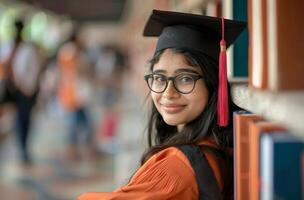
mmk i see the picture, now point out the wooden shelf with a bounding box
[231,83,304,139]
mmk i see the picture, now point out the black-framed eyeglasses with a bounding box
[144,73,203,94]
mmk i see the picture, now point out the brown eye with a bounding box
[153,74,166,83]
[177,74,193,84]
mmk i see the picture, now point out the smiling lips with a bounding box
[161,103,186,114]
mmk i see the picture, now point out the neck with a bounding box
[177,124,184,132]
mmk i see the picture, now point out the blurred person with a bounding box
[0,19,43,164]
[57,27,95,160]
[95,45,127,107]
[94,44,128,153]
[78,10,246,200]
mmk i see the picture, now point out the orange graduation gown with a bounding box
[78,140,224,200]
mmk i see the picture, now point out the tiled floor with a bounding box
[0,119,115,200]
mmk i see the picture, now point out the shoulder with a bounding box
[130,147,196,184]
[146,147,194,174]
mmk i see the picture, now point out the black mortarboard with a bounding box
[143,9,246,60]
[143,9,247,127]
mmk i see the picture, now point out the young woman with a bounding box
[78,10,246,200]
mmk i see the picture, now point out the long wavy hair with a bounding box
[141,47,241,198]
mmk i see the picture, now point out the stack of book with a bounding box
[234,111,304,200]
[233,0,304,199]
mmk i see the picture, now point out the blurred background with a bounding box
[2,0,302,199]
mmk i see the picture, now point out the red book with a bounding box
[233,111,263,200]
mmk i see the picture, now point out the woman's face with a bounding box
[151,49,209,129]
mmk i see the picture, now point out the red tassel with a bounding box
[217,17,229,127]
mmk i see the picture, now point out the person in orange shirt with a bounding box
[78,10,246,200]
[57,28,94,159]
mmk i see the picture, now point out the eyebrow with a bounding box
[153,67,200,74]
[175,68,200,74]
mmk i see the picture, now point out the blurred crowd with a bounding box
[0,1,153,198]
[0,18,130,166]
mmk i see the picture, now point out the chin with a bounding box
[163,117,184,126]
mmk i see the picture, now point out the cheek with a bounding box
[151,93,161,108]
[187,84,209,117]
[191,97,208,114]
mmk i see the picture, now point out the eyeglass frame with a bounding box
[144,73,203,94]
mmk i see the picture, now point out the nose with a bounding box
[162,80,179,98]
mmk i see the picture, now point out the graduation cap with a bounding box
[143,9,246,127]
